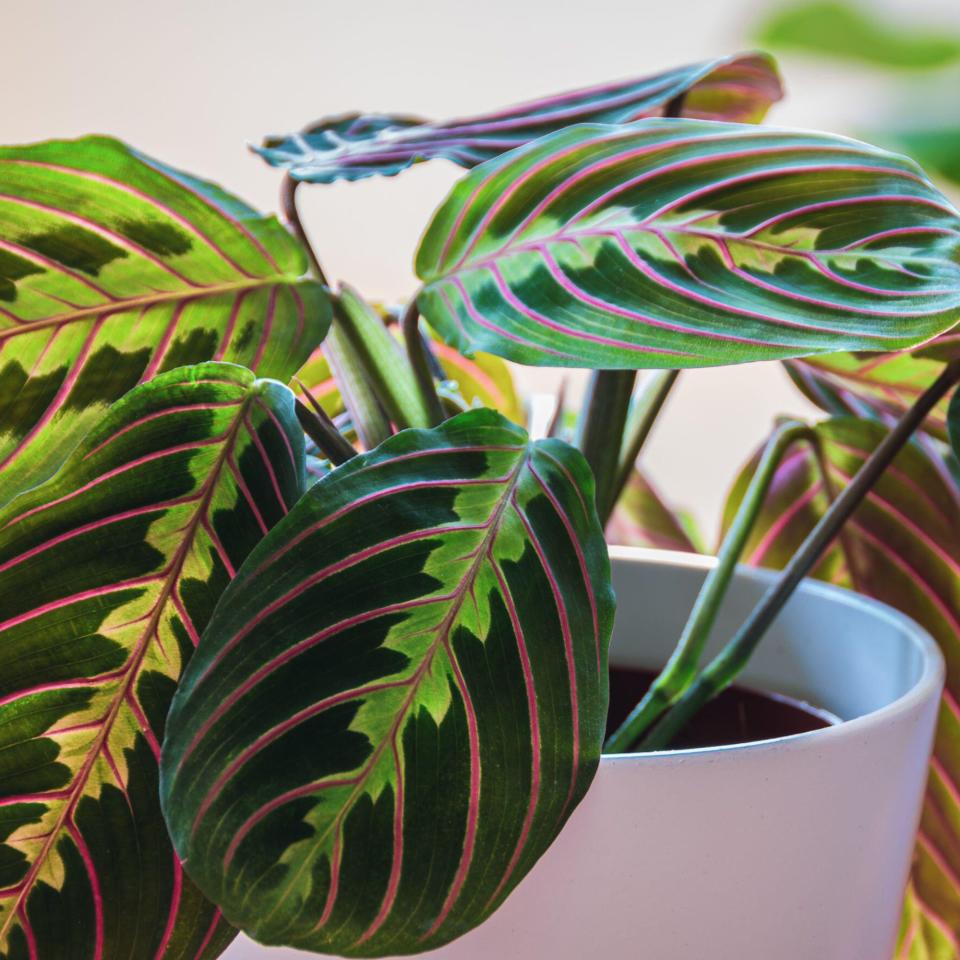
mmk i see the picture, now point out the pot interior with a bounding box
[608,547,938,727]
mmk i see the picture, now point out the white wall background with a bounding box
[6,0,958,539]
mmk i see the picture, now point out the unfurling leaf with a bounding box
[161,410,614,957]
[0,137,329,505]
[0,362,306,959]
[415,119,960,370]
[254,54,782,184]
[723,417,960,954]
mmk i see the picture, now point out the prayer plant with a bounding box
[0,50,958,959]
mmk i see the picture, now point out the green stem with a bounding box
[641,360,960,751]
[280,175,392,448]
[401,299,446,427]
[280,175,328,287]
[293,387,357,465]
[605,419,813,753]
[609,370,680,511]
[577,370,637,522]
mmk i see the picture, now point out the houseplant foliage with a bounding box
[0,51,958,960]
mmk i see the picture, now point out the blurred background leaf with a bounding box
[754,1,960,69]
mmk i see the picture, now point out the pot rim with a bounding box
[602,546,945,763]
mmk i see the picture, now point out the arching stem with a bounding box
[605,418,815,752]
[641,360,960,751]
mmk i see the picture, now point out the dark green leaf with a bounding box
[161,410,614,957]
[0,137,329,504]
[0,362,306,958]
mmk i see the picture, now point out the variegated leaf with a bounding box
[293,330,524,425]
[0,362,306,959]
[161,410,614,957]
[415,119,960,369]
[0,137,329,505]
[255,54,782,184]
[723,417,960,954]
[785,348,953,441]
[427,337,524,424]
[605,468,701,552]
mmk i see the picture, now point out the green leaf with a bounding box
[723,416,960,952]
[415,119,960,369]
[949,385,960,459]
[786,350,953,441]
[0,136,329,505]
[428,336,524,424]
[335,284,434,429]
[254,54,782,184]
[0,362,306,959]
[294,325,525,426]
[876,128,960,188]
[754,1,960,70]
[606,468,702,552]
[160,410,614,957]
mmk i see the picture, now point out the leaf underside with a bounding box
[0,362,306,959]
[254,53,782,184]
[786,349,952,441]
[415,118,960,369]
[161,410,614,957]
[724,417,960,956]
[0,136,329,505]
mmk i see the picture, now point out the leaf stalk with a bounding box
[640,360,960,751]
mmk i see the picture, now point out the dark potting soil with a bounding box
[605,665,839,751]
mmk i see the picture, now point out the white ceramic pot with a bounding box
[223,547,944,960]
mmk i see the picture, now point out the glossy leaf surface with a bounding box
[416,119,960,369]
[723,417,960,955]
[0,137,328,504]
[255,54,782,184]
[0,363,306,959]
[161,410,613,957]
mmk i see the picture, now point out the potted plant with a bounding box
[0,51,957,960]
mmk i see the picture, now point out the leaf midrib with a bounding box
[0,276,302,342]
[0,389,256,947]
[255,450,530,932]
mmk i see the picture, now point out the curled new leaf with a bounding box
[0,137,329,505]
[723,417,960,952]
[161,410,614,957]
[254,54,782,184]
[416,119,960,369]
[0,362,306,958]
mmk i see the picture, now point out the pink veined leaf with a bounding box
[785,342,955,442]
[160,409,614,957]
[0,136,328,507]
[723,416,960,954]
[254,53,783,184]
[0,362,307,959]
[415,119,960,370]
[606,468,702,553]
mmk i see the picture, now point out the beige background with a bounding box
[6,0,958,539]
